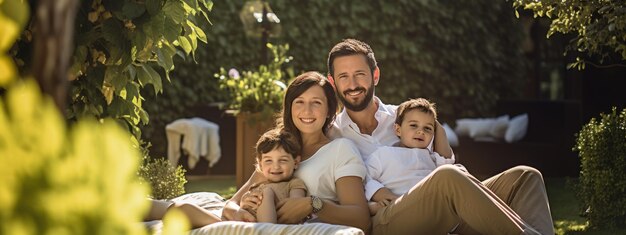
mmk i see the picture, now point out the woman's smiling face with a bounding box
[291,85,329,135]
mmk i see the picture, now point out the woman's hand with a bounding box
[276,197,311,224]
[240,188,263,212]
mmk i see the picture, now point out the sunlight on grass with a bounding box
[184,176,237,199]
[546,178,626,235]
[555,220,588,235]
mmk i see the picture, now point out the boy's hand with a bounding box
[240,188,263,211]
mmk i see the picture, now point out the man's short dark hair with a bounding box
[327,39,377,77]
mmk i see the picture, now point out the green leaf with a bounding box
[146,0,161,15]
[105,66,127,95]
[163,16,181,43]
[163,0,186,24]
[199,0,213,11]
[130,32,147,60]
[124,82,140,103]
[122,1,146,19]
[156,44,176,72]
[138,108,149,125]
[182,0,198,9]
[102,18,125,47]
[178,36,192,55]
[137,64,163,94]
[146,13,165,38]
[136,65,150,87]
[187,21,207,43]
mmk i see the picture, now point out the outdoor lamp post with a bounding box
[239,0,281,64]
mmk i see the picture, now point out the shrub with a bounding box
[214,43,292,119]
[0,80,150,235]
[139,157,187,200]
[574,107,626,228]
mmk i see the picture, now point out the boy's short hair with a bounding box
[395,98,437,125]
[255,128,301,160]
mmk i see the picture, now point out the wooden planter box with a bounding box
[235,112,274,188]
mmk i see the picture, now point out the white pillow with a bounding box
[489,115,509,139]
[505,113,529,143]
[442,123,459,147]
[454,118,473,137]
[469,119,495,139]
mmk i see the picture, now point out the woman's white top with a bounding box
[294,138,367,202]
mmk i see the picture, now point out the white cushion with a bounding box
[505,114,529,143]
[468,119,495,139]
[442,123,459,147]
[489,115,509,139]
[454,118,473,137]
[191,221,364,235]
[165,192,364,235]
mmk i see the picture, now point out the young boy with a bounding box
[366,98,455,215]
[247,128,308,223]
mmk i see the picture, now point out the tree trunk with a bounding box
[32,0,80,113]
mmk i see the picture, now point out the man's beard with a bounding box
[337,84,375,112]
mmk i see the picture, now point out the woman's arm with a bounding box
[277,176,371,232]
[222,171,264,222]
[433,120,453,158]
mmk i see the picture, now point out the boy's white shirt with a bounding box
[364,146,455,200]
[329,97,434,158]
[330,96,450,200]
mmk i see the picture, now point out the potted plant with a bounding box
[215,44,292,187]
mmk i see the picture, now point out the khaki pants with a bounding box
[372,165,554,235]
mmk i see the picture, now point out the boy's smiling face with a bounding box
[395,109,435,149]
[258,146,300,183]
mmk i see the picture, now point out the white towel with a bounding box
[166,118,221,169]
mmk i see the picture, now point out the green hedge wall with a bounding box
[143,0,529,149]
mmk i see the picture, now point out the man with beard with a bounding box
[327,39,453,159]
[326,39,554,235]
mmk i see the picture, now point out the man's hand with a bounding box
[276,197,311,224]
[240,188,263,211]
[368,200,391,216]
[371,187,399,203]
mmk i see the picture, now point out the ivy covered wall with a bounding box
[144,0,530,156]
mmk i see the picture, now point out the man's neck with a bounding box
[346,99,379,135]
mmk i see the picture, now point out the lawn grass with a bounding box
[184,176,625,234]
[545,178,625,235]
[184,175,237,199]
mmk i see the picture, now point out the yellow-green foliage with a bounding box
[0,0,29,86]
[0,1,190,234]
[139,157,187,200]
[0,80,150,235]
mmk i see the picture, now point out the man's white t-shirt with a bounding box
[329,97,399,158]
[294,138,366,202]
